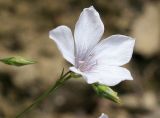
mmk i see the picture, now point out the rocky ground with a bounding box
[0,0,160,118]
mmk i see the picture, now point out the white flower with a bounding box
[49,6,135,86]
[99,113,108,118]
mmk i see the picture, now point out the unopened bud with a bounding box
[0,56,36,66]
[92,83,121,104]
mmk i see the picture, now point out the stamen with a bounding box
[77,53,97,72]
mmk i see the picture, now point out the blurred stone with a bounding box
[59,113,92,118]
[121,94,140,108]
[142,91,157,110]
[132,3,160,57]
[116,110,130,118]
[0,95,14,117]
[122,91,158,112]
[27,111,54,118]
[136,107,160,118]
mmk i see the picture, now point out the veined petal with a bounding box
[49,26,75,65]
[99,113,108,118]
[74,6,104,59]
[92,35,135,66]
[83,65,133,86]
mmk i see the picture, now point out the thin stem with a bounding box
[15,71,71,118]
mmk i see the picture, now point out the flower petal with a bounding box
[74,6,104,59]
[99,113,108,118]
[49,26,75,65]
[83,65,133,86]
[92,35,135,66]
[69,67,83,75]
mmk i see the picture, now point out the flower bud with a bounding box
[0,56,36,66]
[92,83,121,104]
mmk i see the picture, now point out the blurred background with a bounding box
[0,0,160,118]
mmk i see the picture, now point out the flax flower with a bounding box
[99,113,108,118]
[49,6,135,86]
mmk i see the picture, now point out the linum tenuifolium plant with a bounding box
[99,113,108,118]
[0,6,135,118]
[49,6,135,102]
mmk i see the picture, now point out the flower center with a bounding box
[76,53,97,72]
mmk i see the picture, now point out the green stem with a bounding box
[15,71,71,118]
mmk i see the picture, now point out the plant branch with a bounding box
[15,70,71,118]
